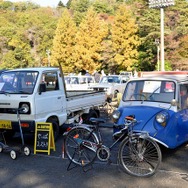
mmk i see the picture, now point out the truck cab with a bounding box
[113,71,188,149]
[0,67,106,140]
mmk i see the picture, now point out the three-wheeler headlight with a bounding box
[156,112,168,126]
[112,110,121,122]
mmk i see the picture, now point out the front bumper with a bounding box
[11,120,35,133]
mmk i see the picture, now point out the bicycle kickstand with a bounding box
[67,151,78,171]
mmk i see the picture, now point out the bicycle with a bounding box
[63,115,162,177]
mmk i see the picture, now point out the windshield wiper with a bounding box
[148,86,161,100]
[0,90,31,95]
[0,91,11,95]
[17,90,31,94]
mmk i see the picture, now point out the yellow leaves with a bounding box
[52,5,140,74]
[74,8,108,73]
[51,9,77,73]
[110,4,140,70]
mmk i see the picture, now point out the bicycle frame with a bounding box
[68,122,128,159]
[64,116,162,177]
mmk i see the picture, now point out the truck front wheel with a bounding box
[82,110,99,124]
[47,119,59,141]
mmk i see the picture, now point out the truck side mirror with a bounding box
[39,83,46,94]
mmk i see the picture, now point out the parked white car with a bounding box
[90,75,128,99]
[65,75,96,90]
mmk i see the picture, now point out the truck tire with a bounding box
[47,119,59,141]
[82,110,99,124]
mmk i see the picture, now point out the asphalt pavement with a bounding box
[0,117,188,188]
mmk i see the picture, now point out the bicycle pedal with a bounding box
[82,163,93,172]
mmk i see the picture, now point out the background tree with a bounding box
[109,4,140,73]
[130,0,188,71]
[58,1,65,7]
[51,9,77,73]
[0,3,58,69]
[69,0,91,25]
[73,8,108,74]
[126,0,161,71]
[164,0,188,70]
[1,0,188,72]
[92,0,115,14]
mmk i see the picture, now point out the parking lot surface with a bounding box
[0,118,188,188]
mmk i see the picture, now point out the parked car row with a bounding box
[64,74,130,100]
[64,75,96,90]
[89,75,129,99]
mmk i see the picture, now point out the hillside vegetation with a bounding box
[0,0,188,74]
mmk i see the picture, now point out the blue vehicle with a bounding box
[112,71,188,149]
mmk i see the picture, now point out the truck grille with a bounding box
[0,108,17,114]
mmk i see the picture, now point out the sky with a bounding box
[9,0,69,7]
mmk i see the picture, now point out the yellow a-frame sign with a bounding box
[34,122,56,155]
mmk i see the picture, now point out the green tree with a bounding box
[92,0,114,14]
[128,0,160,71]
[51,9,77,73]
[133,0,188,71]
[0,6,58,69]
[69,0,91,25]
[58,1,65,7]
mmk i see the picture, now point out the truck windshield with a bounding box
[0,71,38,94]
[123,80,175,103]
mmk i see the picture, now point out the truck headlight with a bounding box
[156,112,168,126]
[112,110,120,122]
[19,103,30,114]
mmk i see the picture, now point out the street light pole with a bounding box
[160,7,164,71]
[46,49,51,67]
[149,0,175,71]
[155,39,160,71]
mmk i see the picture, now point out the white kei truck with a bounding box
[0,67,106,140]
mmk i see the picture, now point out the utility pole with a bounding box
[149,0,175,71]
[46,49,51,67]
[155,39,160,71]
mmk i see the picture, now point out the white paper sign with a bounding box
[143,81,161,93]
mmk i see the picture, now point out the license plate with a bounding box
[0,120,12,129]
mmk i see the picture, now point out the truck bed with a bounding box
[66,90,106,112]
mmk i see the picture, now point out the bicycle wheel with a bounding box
[64,127,98,167]
[118,135,162,177]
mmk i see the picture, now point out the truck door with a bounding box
[34,71,67,124]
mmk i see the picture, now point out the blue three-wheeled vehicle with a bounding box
[113,71,188,150]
